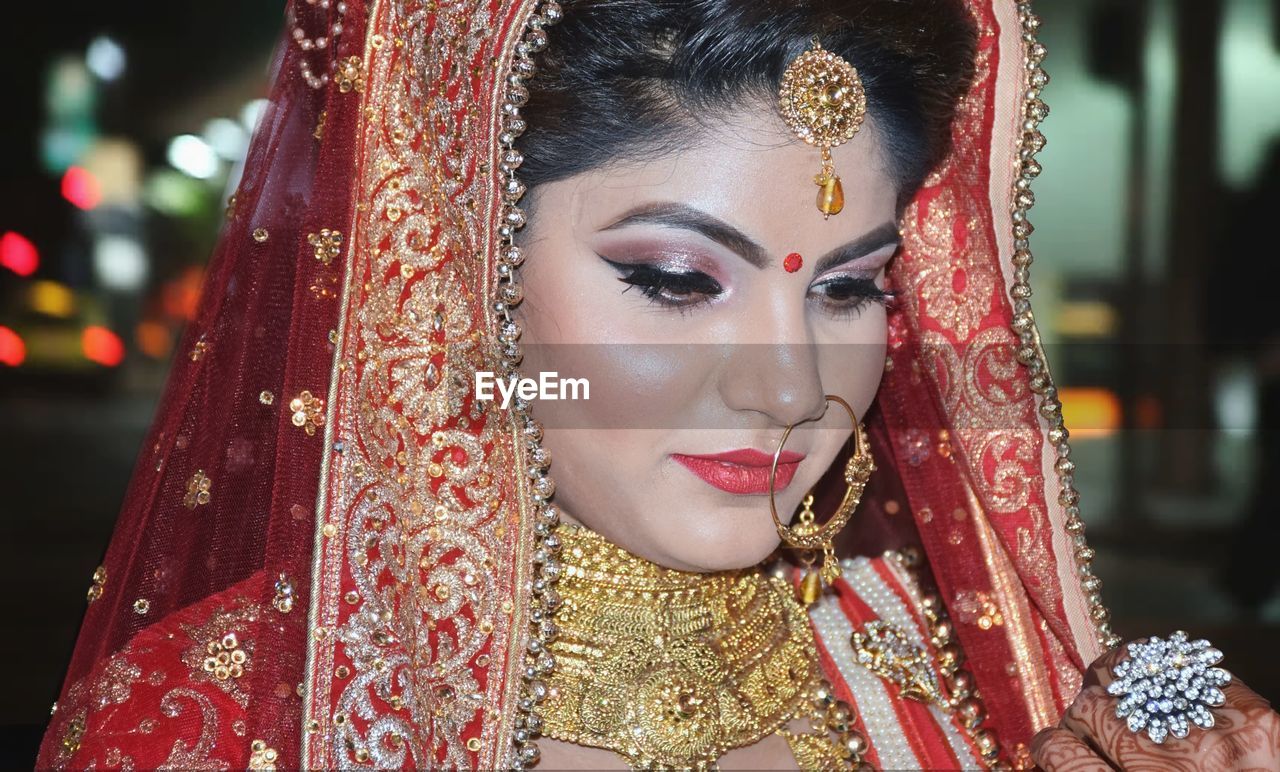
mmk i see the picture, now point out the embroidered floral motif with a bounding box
[307,3,524,766]
[289,391,325,435]
[201,633,248,681]
[90,653,142,709]
[308,229,343,265]
[180,599,260,708]
[158,687,226,769]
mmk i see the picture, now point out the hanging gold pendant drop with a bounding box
[793,494,836,606]
[815,148,845,218]
[779,39,867,219]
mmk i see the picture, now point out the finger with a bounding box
[1208,681,1280,770]
[1060,685,1127,769]
[1029,727,1116,772]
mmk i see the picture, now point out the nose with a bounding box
[719,339,828,429]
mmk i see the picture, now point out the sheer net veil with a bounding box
[39,1,1114,768]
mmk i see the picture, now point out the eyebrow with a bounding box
[601,201,900,274]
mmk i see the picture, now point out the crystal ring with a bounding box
[1107,631,1232,744]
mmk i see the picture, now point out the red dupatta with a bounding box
[39,1,1114,769]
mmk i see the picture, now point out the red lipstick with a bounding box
[671,448,805,495]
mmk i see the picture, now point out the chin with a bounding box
[657,507,785,572]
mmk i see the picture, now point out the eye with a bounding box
[809,275,894,320]
[601,257,724,311]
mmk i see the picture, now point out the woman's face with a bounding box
[515,103,899,572]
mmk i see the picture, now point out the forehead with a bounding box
[531,103,899,254]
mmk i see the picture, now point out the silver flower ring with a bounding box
[1107,631,1232,744]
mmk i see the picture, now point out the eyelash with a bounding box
[811,275,896,319]
[604,258,895,319]
[613,263,724,311]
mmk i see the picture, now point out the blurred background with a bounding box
[1,0,1278,766]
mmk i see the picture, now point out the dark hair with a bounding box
[518,0,978,204]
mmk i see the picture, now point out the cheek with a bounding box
[516,229,720,428]
[797,311,887,486]
[815,307,888,418]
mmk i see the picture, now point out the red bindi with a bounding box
[783,252,803,273]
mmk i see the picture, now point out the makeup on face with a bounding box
[513,110,898,572]
[671,448,805,495]
[590,208,901,319]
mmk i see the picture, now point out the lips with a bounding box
[671,448,805,495]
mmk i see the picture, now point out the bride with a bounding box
[38,0,1280,769]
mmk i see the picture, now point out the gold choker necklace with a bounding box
[541,524,863,770]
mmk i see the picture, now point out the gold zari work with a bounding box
[542,525,859,769]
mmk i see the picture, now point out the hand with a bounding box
[1030,641,1280,771]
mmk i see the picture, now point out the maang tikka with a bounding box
[778,38,868,219]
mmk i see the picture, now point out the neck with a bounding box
[539,522,818,768]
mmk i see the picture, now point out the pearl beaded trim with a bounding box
[291,0,349,90]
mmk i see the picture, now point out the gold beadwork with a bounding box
[203,632,249,681]
[252,228,270,243]
[273,573,296,614]
[335,56,365,93]
[778,39,867,219]
[184,470,212,509]
[542,524,864,769]
[289,391,325,435]
[1007,1,1118,650]
[308,229,343,265]
[86,565,106,603]
[248,739,279,770]
[189,337,208,362]
[61,714,86,755]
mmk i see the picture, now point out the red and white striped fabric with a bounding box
[808,555,987,770]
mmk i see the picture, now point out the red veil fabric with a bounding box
[38,1,1116,769]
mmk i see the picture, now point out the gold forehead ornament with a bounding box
[778,39,868,219]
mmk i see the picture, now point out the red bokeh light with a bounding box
[0,232,39,277]
[82,326,125,367]
[61,166,102,210]
[0,326,25,367]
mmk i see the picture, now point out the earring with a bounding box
[768,395,875,605]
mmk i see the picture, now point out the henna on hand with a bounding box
[1030,726,1115,772]
[1032,643,1280,772]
